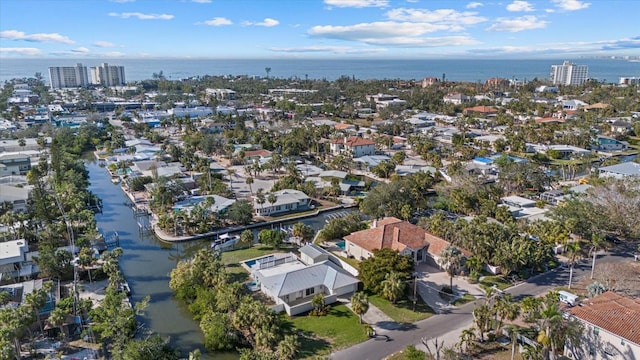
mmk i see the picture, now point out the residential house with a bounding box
[0,153,31,176]
[343,217,468,265]
[594,136,629,151]
[253,189,312,216]
[610,120,632,134]
[599,162,640,179]
[0,239,29,280]
[443,92,472,105]
[250,249,360,315]
[564,291,640,360]
[463,106,498,116]
[172,194,236,215]
[421,77,439,87]
[329,136,376,158]
[0,184,31,212]
[561,99,588,111]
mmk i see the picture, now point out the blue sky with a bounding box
[1,0,638,59]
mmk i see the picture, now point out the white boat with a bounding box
[111,177,121,184]
[211,233,240,250]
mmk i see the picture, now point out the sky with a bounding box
[0,0,639,59]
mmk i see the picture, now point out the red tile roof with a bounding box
[464,106,498,114]
[568,291,640,345]
[330,136,376,147]
[243,149,272,158]
[344,217,470,257]
[535,117,566,124]
[334,123,354,130]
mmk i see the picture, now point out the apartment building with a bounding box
[90,63,126,86]
[550,61,589,85]
[48,63,89,89]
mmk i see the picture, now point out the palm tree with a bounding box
[381,272,405,304]
[438,245,463,290]
[267,194,277,216]
[276,334,299,360]
[226,168,236,189]
[473,303,492,342]
[458,327,476,354]
[245,176,254,197]
[588,234,604,279]
[350,292,369,324]
[48,307,69,344]
[256,189,266,214]
[505,325,521,360]
[565,241,582,289]
[536,303,562,359]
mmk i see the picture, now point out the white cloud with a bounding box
[192,0,211,2]
[108,12,174,20]
[468,37,640,56]
[200,17,233,26]
[103,51,126,57]
[487,15,547,32]
[360,35,479,47]
[506,1,535,12]
[242,18,279,27]
[93,41,115,48]
[309,21,450,40]
[72,47,90,53]
[466,2,483,8]
[324,0,389,8]
[544,8,555,13]
[0,30,75,44]
[270,45,387,54]
[386,8,487,28]
[0,47,42,56]
[551,0,590,11]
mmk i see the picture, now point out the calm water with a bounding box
[86,159,358,358]
[2,58,638,84]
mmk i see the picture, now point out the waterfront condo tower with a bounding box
[48,63,90,89]
[550,60,589,85]
[90,63,126,87]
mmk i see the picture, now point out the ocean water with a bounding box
[1,58,638,84]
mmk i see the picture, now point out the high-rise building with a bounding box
[48,63,89,89]
[550,61,589,85]
[90,63,126,87]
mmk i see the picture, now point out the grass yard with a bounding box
[369,294,434,323]
[285,304,369,358]
[220,245,282,265]
[479,275,512,292]
[452,293,476,306]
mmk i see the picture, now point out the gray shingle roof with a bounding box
[260,261,359,297]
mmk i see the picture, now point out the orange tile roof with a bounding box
[344,217,470,257]
[568,291,640,345]
[334,123,354,130]
[464,106,498,114]
[243,149,272,158]
[329,136,376,147]
[535,117,566,124]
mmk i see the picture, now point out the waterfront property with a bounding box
[343,217,465,265]
[244,246,360,316]
[253,189,313,217]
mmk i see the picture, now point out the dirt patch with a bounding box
[574,258,640,298]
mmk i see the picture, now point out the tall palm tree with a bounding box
[276,334,299,360]
[381,272,405,304]
[267,194,277,216]
[350,292,369,324]
[565,241,582,289]
[536,303,562,359]
[245,176,254,197]
[588,234,604,279]
[48,307,69,344]
[226,168,236,189]
[438,245,463,290]
[458,327,476,354]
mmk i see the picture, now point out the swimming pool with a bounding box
[336,240,346,250]
[242,255,275,269]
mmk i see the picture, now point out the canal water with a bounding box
[86,159,359,358]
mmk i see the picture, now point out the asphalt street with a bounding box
[330,251,629,360]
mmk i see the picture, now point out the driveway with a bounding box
[414,263,485,314]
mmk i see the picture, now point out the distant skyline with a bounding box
[1,0,639,60]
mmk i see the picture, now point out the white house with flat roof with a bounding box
[0,239,29,278]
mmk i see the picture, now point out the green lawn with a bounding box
[285,304,369,358]
[479,275,511,292]
[220,245,283,265]
[452,293,476,306]
[369,294,433,323]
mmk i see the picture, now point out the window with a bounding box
[305,287,315,296]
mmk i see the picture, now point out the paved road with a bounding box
[330,252,627,360]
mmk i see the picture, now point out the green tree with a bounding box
[239,229,254,248]
[381,272,406,304]
[226,200,254,225]
[258,229,285,249]
[276,334,299,360]
[292,222,315,243]
[200,311,237,351]
[350,292,369,324]
[438,245,463,290]
[121,335,180,360]
[358,248,414,294]
[48,307,69,343]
